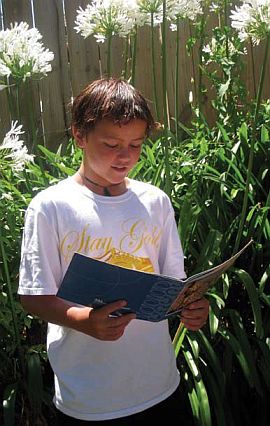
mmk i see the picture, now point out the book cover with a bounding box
[57,240,252,322]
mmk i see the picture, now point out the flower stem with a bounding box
[151,12,160,121]
[175,17,180,143]
[131,26,138,86]
[98,44,103,78]
[173,322,188,357]
[249,38,257,98]
[25,81,37,152]
[0,227,25,377]
[161,0,171,197]
[107,33,112,77]
[197,8,206,111]
[233,34,270,254]
[123,36,129,80]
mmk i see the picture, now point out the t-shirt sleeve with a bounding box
[159,204,186,280]
[18,201,62,295]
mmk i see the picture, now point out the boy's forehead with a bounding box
[93,118,147,135]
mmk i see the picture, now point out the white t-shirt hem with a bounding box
[53,376,180,421]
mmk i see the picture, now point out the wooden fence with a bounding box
[0,0,270,151]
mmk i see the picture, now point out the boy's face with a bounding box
[74,118,147,187]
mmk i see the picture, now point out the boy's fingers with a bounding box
[97,300,128,316]
[109,312,136,327]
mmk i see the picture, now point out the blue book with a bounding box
[57,240,252,322]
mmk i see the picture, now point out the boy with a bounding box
[18,78,209,425]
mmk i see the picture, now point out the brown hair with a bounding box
[71,78,156,136]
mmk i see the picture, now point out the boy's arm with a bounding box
[20,295,135,341]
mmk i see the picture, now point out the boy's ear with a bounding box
[72,126,86,149]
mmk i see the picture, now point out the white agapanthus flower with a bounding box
[134,0,164,26]
[1,121,34,171]
[209,1,231,13]
[230,0,270,45]
[75,0,140,42]
[0,22,54,81]
[168,0,202,30]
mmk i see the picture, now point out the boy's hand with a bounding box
[20,295,135,342]
[75,300,136,341]
[180,297,209,331]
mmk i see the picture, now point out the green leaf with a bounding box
[196,330,225,397]
[255,339,270,390]
[173,322,188,357]
[194,379,212,426]
[218,78,231,100]
[27,352,43,417]
[199,363,226,426]
[232,268,263,339]
[228,309,263,396]
[218,328,255,389]
[145,145,156,166]
[260,124,269,143]
[184,339,212,425]
[258,264,270,294]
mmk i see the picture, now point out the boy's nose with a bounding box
[117,147,130,161]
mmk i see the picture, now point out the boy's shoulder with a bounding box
[27,176,75,210]
[129,179,172,206]
[129,178,166,194]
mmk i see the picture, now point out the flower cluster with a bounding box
[135,0,164,26]
[75,0,203,41]
[75,0,139,42]
[0,22,54,82]
[168,0,202,31]
[0,121,34,171]
[230,0,270,45]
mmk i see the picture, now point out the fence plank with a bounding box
[1,0,270,151]
[135,26,157,119]
[2,0,32,25]
[2,0,42,151]
[247,39,270,101]
[0,4,10,142]
[34,0,72,151]
[64,0,102,97]
[167,21,194,128]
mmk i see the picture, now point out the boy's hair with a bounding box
[71,78,156,136]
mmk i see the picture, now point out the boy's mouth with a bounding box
[112,166,128,172]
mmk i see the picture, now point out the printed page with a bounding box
[166,240,253,316]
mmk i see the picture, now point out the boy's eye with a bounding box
[130,144,142,149]
[104,143,117,148]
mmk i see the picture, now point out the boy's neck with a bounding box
[76,171,128,196]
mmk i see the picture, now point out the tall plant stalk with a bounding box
[25,81,37,153]
[131,26,138,86]
[197,10,207,112]
[5,79,21,123]
[161,0,171,197]
[151,12,160,121]
[123,36,130,80]
[98,44,103,78]
[234,34,270,254]
[249,39,257,98]
[188,21,197,118]
[107,33,112,77]
[175,17,180,143]
[0,227,25,377]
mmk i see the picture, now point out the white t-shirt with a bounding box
[18,175,186,421]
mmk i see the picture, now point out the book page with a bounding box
[166,239,253,315]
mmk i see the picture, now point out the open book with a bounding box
[57,240,252,322]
